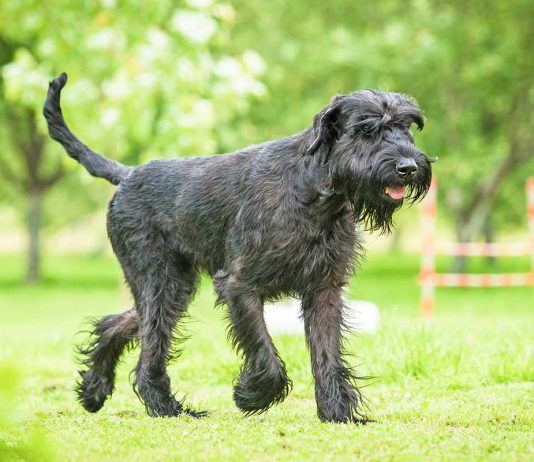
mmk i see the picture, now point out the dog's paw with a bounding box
[183,407,209,419]
[233,368,291,415]
[318,410,374,425]
[146,398,208,418]
[76,369,113,413]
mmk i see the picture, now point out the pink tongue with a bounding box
[388,185,405,200]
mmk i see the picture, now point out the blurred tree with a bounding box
[0,104,64,282]
[0,0,266,282]
[1,0,532,279]
[227,0,534,270]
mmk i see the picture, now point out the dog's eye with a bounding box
[351,122,375,137]
[360,123,374,135]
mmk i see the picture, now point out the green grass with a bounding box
[0,252,533,461]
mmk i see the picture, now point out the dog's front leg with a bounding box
[214,272,291,414]
[302,287,368,423]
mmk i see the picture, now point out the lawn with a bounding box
[0,252,532,461]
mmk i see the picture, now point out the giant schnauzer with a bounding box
[43,72,432,423]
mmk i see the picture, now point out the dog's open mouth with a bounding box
[384,185,405,200]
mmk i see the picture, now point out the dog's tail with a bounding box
[43,72,132,185]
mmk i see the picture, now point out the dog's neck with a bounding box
[272,128,351,218]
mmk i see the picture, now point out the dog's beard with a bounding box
[350,193,399,234]
[345,169,431,234]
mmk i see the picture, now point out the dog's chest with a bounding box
[237,208,358,295]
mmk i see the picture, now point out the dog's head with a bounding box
[308,90,433,233]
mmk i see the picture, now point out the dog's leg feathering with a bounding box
[302,288,369,424]
[214,272,291,415]
[129,251,204,418]
[76,308,138,413]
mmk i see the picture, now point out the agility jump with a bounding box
[419,177,534,316]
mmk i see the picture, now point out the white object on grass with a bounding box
[264,298,380,334]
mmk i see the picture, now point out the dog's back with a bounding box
[109,151,255,273]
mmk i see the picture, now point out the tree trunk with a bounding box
[451,216,496,272]
[451,137,531,272]
[26,189,43,283]
[483,217,496,267]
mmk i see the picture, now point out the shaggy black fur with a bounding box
[43,72,432,423]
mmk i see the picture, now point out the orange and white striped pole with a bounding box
[420,177,437,317]
[527,177,534,296]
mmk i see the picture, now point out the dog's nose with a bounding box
[396,158,418,177]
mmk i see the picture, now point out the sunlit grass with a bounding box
[0,252,532,461]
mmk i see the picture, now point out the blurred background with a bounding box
[0,1,533,459]
[0,0,533,282]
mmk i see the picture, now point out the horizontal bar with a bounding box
[435,242,532,257]
[419,272,534,287]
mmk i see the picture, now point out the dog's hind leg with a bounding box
[76,308,138,412]
[128,251,203,418]
[214,272,291,414]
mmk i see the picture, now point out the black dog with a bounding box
[43,72,432,423]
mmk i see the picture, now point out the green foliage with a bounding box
[0,0,266,227]
[0,365,55,462]
[1,0,533,279]
[2,0,533,232]
[226,0,534,231]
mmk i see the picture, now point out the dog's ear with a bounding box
[410,111,425,131]
[307,95,345,155]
